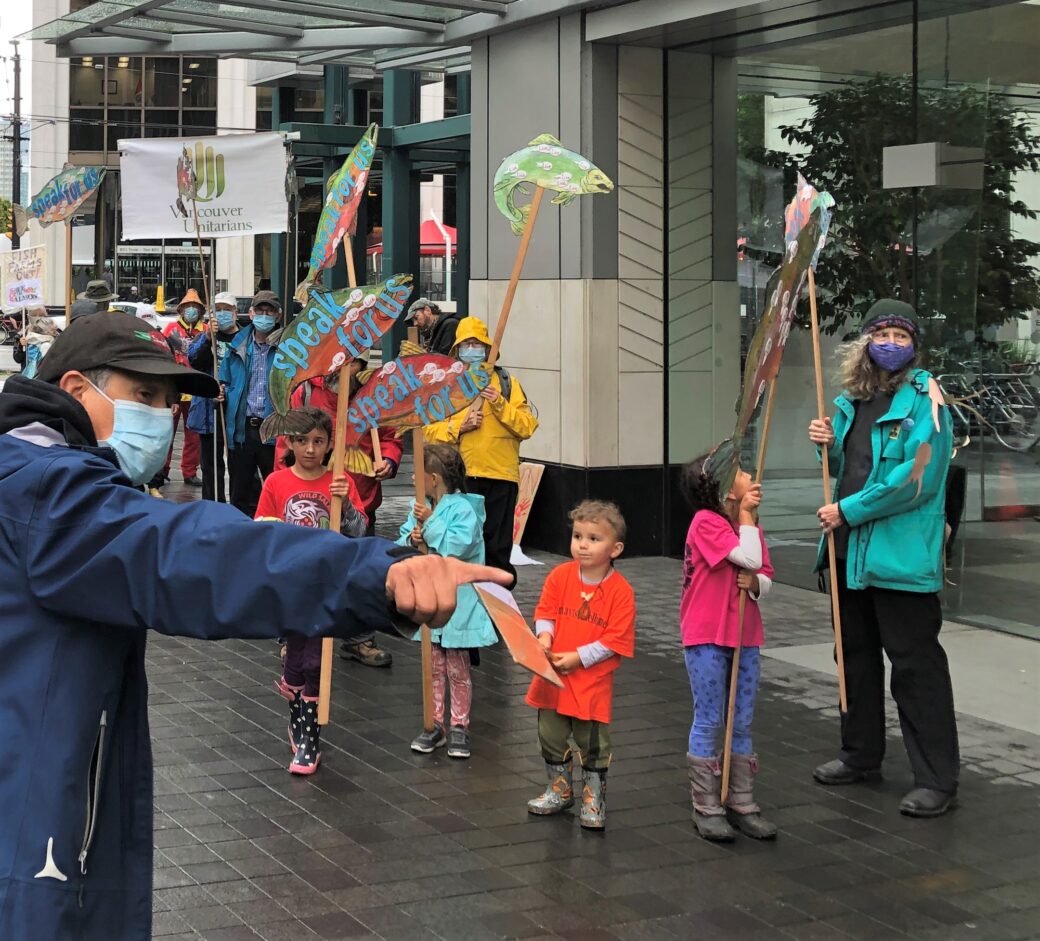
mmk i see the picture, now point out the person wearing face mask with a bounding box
[807,299,959,819]
[424,317,539,587]
[186,291,240,502]
[220,289,282,518]
[157,289,206,490]
[273,356,404,668]
[0,309,511,940]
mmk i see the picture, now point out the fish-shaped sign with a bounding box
[14,166,105,235]
[712,175,835,492]
[271,352,491,475]
[295,124,378,302]
[474,584,564,688]
[263,273,412,438]
[493,134,614,235]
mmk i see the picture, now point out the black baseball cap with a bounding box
[251,289,282,311]
[38,310,219,397]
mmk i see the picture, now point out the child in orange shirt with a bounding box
[525,500,636,829]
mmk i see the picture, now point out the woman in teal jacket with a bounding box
[808,299,958,818]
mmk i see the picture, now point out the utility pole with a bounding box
[11,40,22,249]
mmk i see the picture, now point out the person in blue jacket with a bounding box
[219,288,281,518]
[0,310,508,940]
[808,299,959,818]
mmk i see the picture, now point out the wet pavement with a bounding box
[147,454,1040,941]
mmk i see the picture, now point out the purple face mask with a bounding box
[868,341,915,373]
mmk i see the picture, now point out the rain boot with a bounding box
[579,769,607,830]
[725,753,777,840]
[686,754,735,842]
[527,759,574,815]
[289,696,321,775]
[276,677,304,752]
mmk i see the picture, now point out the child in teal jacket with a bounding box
[398,444,497,759]
[808,299,958,819]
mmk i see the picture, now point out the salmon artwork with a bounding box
[473,584,564,688]
[295,124,378,302]
[713,174,835,492]
[905,441,933,500]
[269,353,492,477]
[493,134,614,235]
[262,274,413,439]
[13,165,106,234]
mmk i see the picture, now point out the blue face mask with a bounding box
[253,312,277,333]
[91,382,174,486]
[216,310,237,331]
[458,345,486,365]
[868,341,915,373]
[181,307,201,324]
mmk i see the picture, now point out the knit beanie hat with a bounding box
[861,299,919,337]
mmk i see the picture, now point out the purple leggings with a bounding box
[284,633,323,697]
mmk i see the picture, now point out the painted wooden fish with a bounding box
[905,441,933,500]
[493,134,614,235]
[295,124,378,302]
[273,353,491,476]
[263,273,412,439]
[14,165,106,234]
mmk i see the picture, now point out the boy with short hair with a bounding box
[525,500,636,829]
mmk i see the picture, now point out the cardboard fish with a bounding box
[474,584,564,688]
[295,124,378,301]
[14,166,105,234]
[493,134,613,235]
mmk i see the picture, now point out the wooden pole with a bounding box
[464,186,545,419]
[409,324,436,733]
[808,268,848,713]
[721,378,779,804]
[65,221,72,324]
[342,241,384,464]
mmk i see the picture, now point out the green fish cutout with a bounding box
[493,133,614,235]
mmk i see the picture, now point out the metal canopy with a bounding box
[21,0,614,73]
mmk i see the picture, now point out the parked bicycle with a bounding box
[939,365,1040,453]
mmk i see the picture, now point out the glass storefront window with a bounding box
[145,57,181,108]
[107,56,142,108]
[69,109,104,152]
[70,57,104,107]
[143,109,181,137]
[181,58,216,108]
[107,108,141,150]
[182,110,217,135]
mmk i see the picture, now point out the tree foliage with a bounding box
[0,197,11,237]
[743,76,1040,355]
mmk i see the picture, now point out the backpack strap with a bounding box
[494,366,512,403]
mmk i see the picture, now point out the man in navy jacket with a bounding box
[0,311,506,940]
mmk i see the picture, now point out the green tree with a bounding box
[757,76,1040,355]
[0,196,11,237]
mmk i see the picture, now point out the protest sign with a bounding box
[14,166,105,234]
[296,124,378,301]
[264,275,413,438]
[474,584,563,688]
[1,245,46,312]
[119,133,288,239]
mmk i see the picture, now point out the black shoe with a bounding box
[899,787,956,818]
[183,476,203,487]
[410,724,446,754]
[446,726,471,759]
[813,759,880,785]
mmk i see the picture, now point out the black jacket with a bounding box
[426,311,461,356]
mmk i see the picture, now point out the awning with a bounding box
[19,0,607,74]
[368,218,457,256]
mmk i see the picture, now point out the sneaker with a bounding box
[446,726,470,760]
[410,724,446,754]
[147,487,164,499]
[340,639,393,668]
[183,476,203,487]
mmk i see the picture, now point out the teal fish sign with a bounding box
[15,165,106,235]
[493,134,614,235]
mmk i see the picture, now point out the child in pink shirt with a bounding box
[679,446,777,843]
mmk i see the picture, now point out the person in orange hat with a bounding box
[156,288,206,490]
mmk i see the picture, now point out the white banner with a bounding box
[119,132,288,240]
[1,245,47,312]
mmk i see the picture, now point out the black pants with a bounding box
[229,422,275,519]
[198,418,227,503]
[466,476,518,588]
[835,567,959,793]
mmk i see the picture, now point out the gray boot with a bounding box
[686,754,735,842]
[527,760,574,815]
[725,753,777,840]
[579,769,607,830]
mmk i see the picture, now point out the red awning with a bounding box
[367,219,458,257]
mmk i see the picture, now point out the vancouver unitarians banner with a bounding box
[119,132,288,240]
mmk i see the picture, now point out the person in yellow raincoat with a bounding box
[424,317,538,586]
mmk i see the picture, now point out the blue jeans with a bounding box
[684,644,760,757]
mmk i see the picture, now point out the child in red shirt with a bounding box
[679,447,776,842]
[526,500,636,829]
[255,406,367,775]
